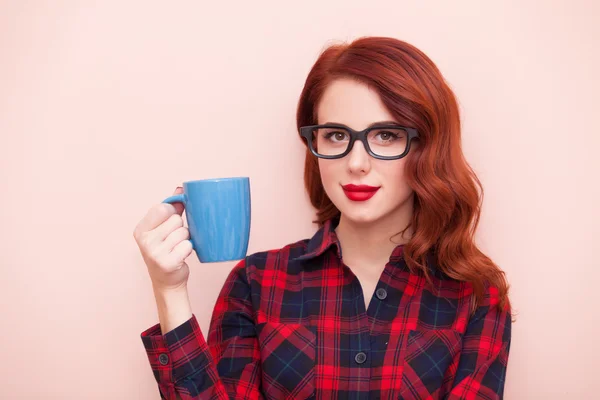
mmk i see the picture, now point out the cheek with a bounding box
[318,159,338,185]
[380,161,411,192]
[378,159,404,179]
[318,160,344,200]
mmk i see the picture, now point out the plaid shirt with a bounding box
[141,217,511,399]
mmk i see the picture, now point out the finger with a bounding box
[171,186,185,216]
[162,226,190,252]
[136,202,178,234]
[151,213,184,243]
[166,239,194,263]
[134,186,184,234]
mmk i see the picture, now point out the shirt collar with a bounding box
[295,219,443,278]
[294,215,406,265]
[294,216,343,262]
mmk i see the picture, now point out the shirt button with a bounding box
[355,351,367,364]
[375,288,387,300]
[158,353,169,365]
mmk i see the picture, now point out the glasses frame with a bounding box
[299,123,420,160]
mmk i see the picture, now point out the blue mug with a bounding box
[162,177,251,263]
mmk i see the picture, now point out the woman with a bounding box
[134,36,512,400]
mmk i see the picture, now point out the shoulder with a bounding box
[246,238,311,262]
[461,279,512,329]
[231,238,312,278]
[427,250,509,314]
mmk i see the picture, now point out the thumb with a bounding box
[171,186,185,216]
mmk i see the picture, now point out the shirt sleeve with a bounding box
[140,258,264,400]
[446,285,512,400]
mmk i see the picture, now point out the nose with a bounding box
[346,140,371,175]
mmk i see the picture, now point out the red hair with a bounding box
[295,36,510,312]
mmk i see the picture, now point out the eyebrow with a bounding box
[322,120,401,128]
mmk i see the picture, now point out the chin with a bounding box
[358,212,386,222]
[337,204,384,225]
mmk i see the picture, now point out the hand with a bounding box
[133,187,193,293]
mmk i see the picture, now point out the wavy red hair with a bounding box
[295,36,510,312]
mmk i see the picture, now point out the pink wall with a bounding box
[1,1,598,399]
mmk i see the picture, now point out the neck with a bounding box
[335,199,414,266]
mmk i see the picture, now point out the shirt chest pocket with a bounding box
[398,329,463,400]
[256,322,317,400]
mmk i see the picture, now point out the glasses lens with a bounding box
[312,127,351,157]
[311,126,409,158]
[367,128,408,157]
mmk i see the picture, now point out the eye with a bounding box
[376,131,400,141]
[367,128,408,148]
[323,131,349,142]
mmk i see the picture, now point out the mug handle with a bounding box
[162,194,186,205]
[161,194,194,250]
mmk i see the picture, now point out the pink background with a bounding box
[1,1,598,399]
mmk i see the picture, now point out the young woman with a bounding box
[134,36,512,400]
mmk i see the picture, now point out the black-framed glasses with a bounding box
[299,123,419,160]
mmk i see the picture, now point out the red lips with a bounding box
[342,184,380,201]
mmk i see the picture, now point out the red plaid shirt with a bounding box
[141,217,511,399]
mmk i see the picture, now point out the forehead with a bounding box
[316,78,396,130]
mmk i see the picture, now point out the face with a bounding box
[316,78,416,225]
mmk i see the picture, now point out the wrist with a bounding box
[152,281,188,297]
[153,284,190,310]
[152,285,193,334]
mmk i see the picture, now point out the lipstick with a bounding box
[342,184,380,202]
